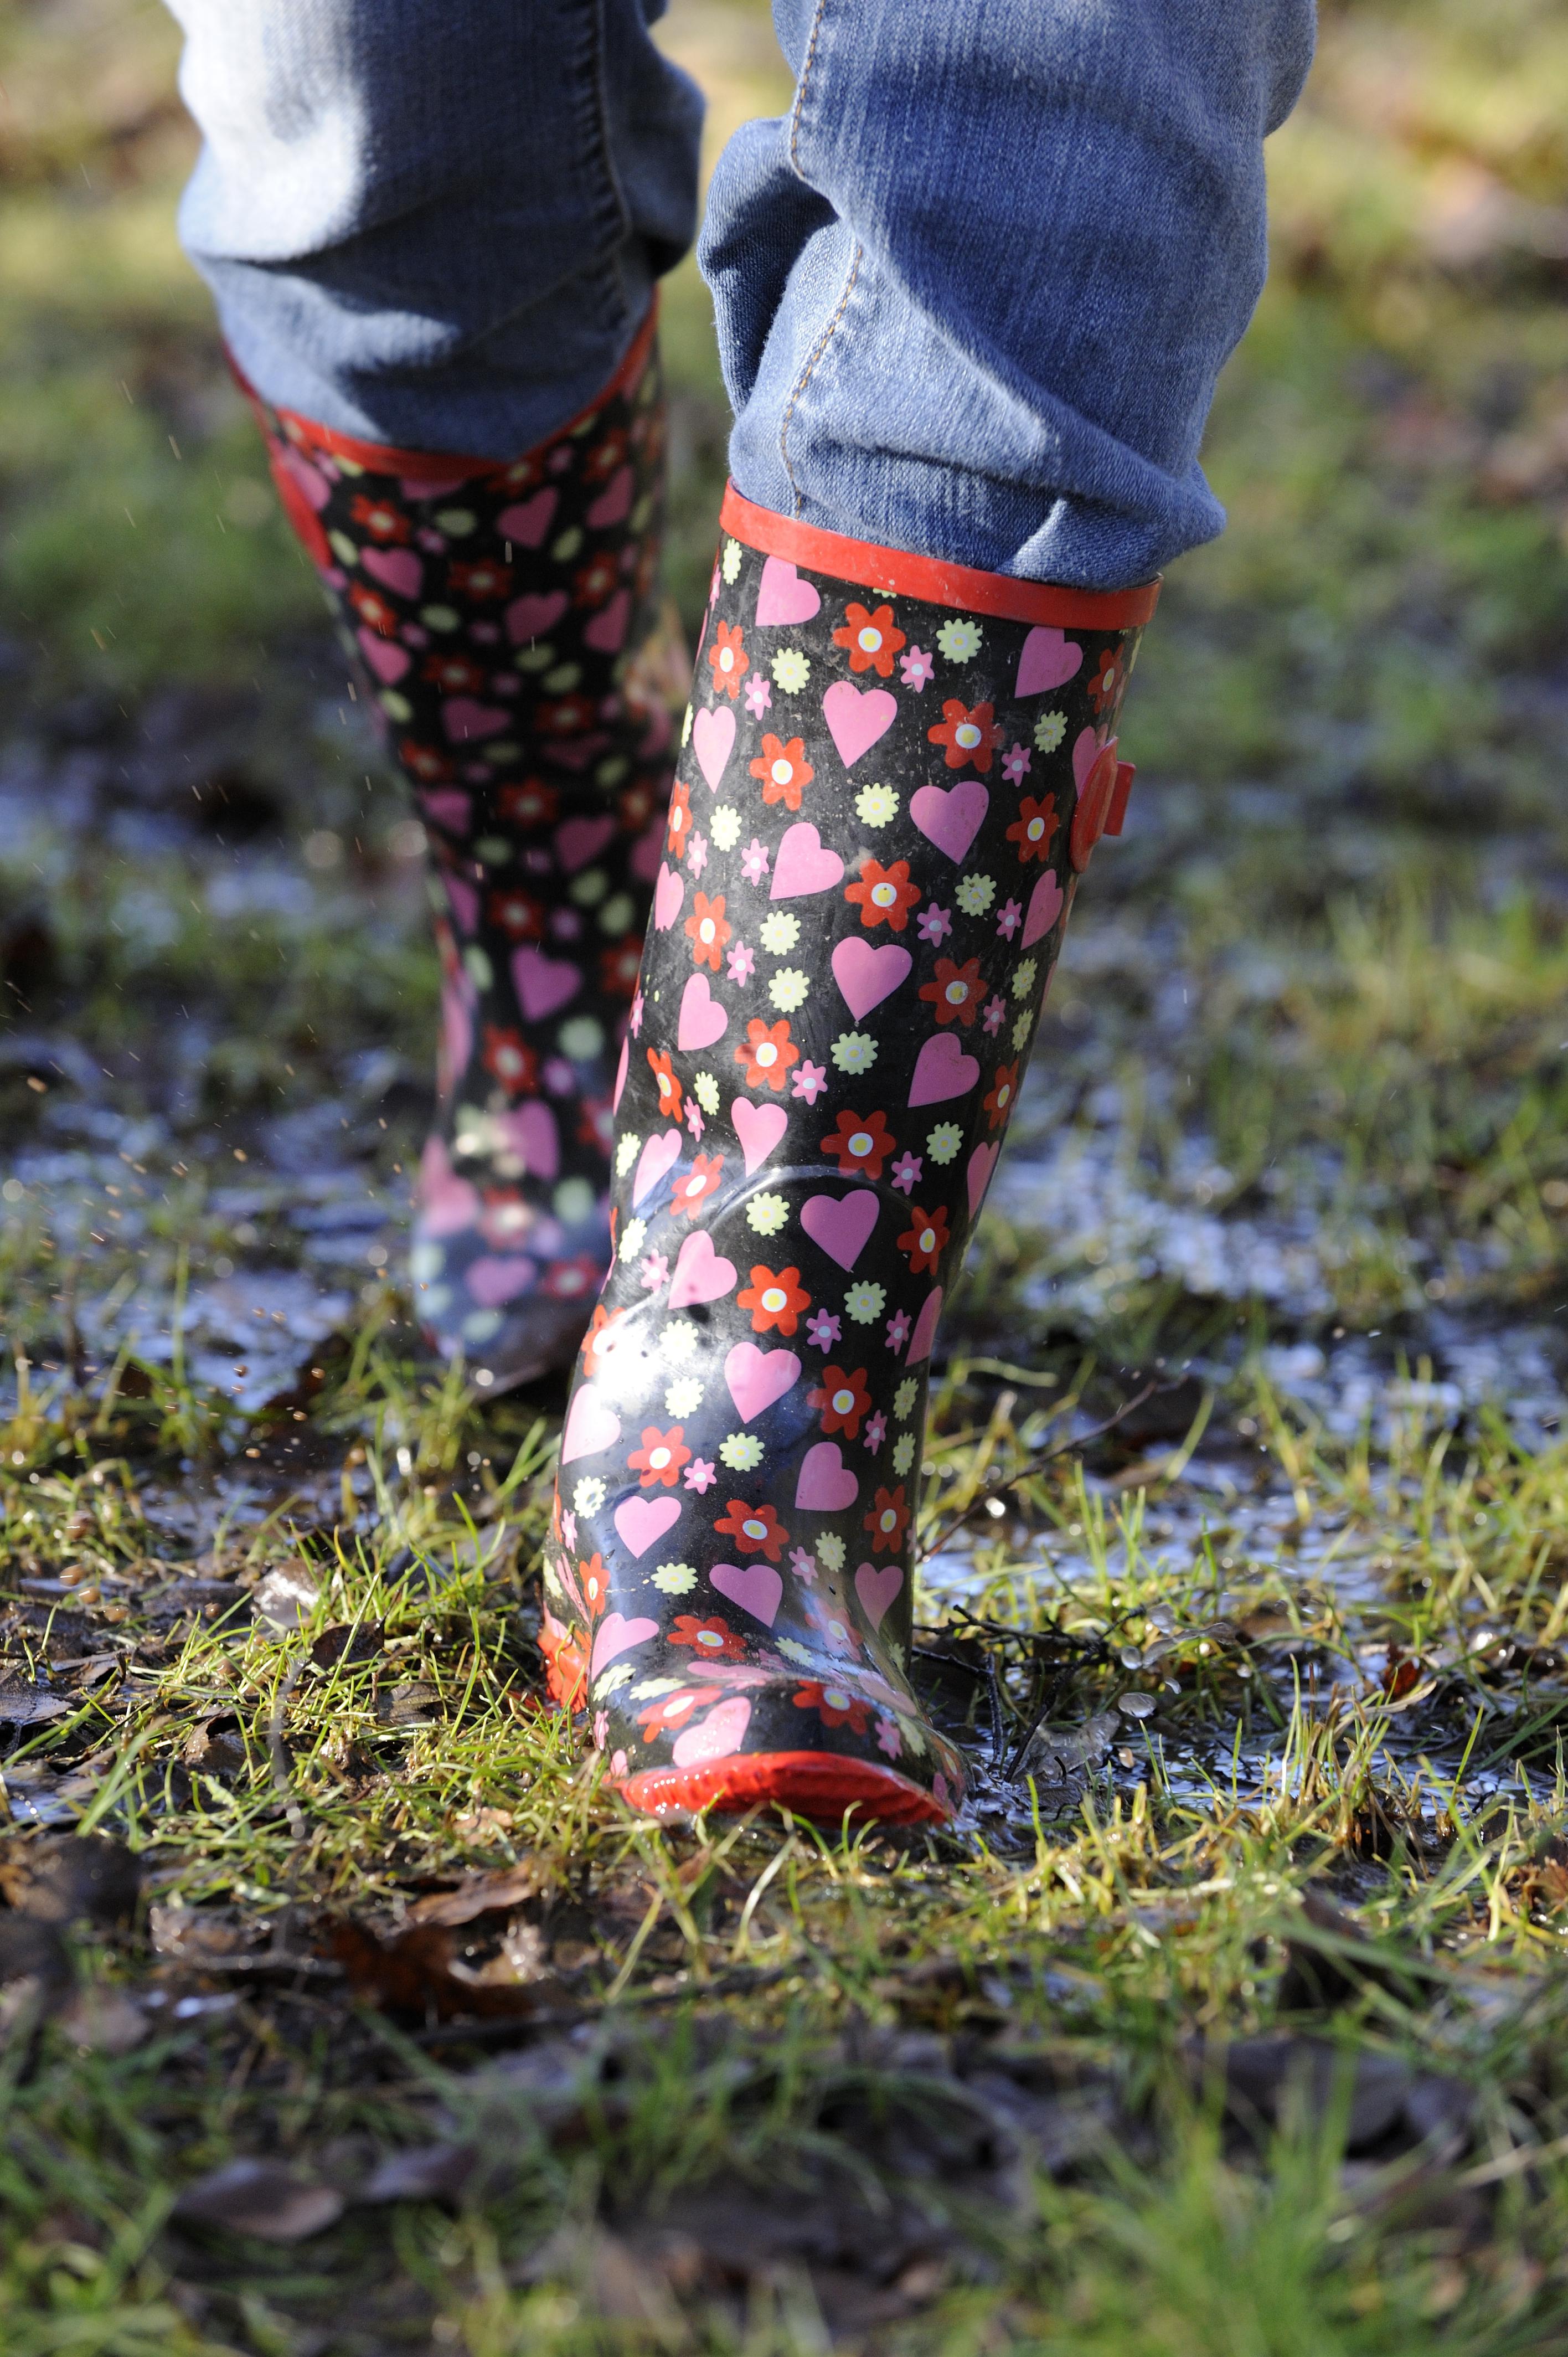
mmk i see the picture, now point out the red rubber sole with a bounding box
[612,1749,954,1826]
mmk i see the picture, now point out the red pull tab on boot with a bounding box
[1105,760,1136,837]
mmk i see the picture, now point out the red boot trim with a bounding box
[613,1749,954,1826]
[719,483,1159,631]
[228,300,658,482]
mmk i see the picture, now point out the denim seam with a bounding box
[787,0,829,182]
[778,238,862,517]
[581,0,637,334]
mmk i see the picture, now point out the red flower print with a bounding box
[667,779,692,862]
[483,1026,538,1092]
[1085,645,1126,715]
[749,732,814,811]
[736,1264,811,1336]
[600,936,643,997]
[806,1364,872,1439]
[583,426,628,482]
[844,857,921,933]
[538,1612,587,1710]
[628,1425,692,1488]
[793,1680,870,1734]
[400,742,456,783]
[896,1205,950,1275]
[487,887,545,940]
[670,1614,747,1662]
[573,550,620,608]
[637,1685,722,1740]
[928,698,1001,773]
[348,582,399,637]
[543,1252,600,1301]
[348,493,411,543]
[577,1552,610,1621]
[919,957,986,1027]
[422,652,488,694]
[478,1187,529,1247]
[577,1095,613,1153]
[714,1500,790,1561]
[983,1062,1019,1130]
[1005,794,1059,864]
[707,619,749,700]
[864,1484,911,1555]
[646,1049,683,1124]
[497,778,559,827]
[820,1108,896,1182]
[582,1303,630,1377]
[832,600,906,679]
[448,558,512,600]
[495,451,545,495]
[684,890,732,971]
[672,1152,724,1220]
[734,1017,798,1094]
[538,694,594,735]
[618,781,657,833]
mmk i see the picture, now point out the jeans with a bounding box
[168,0,1315,589]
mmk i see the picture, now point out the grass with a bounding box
[1,0,1568,2348]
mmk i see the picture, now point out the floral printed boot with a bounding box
[542,487,1158,1822]
[240,311,677,1387]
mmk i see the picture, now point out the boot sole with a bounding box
[612,1751,953,1826]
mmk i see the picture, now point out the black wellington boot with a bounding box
[241,311,679,1389]
[539,488,1157,1818]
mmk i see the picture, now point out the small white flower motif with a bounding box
[777,1636,815,1665]
[927,1123,963,1165]
[1002,743,1031,785]
[748,1193,789,1236]
[615,1131,641,1176]
[1012,1011,1033,1051]
[792,1060,828,1105]
[789,1546,816,1581]
[594,1661,635,1696]
[744,673,772,718]
[687,831,708,878]
[771,647,811,693]
[681,704,694,747]
[632,1676,683,1699]
[618,1215,647,1263]
[720,1432,765,1471]
[955,872,996,917]
[1012,956,1038,1001]
[899,645,934,691]
[694,1071,720,1116]
[572,1476,606,1515]
[710,804,742,851]
[770,968,810,1012]
[652,1563,699,1595]
[666,1377,704,1417]
[997,899,1022,941]
[854,782,898,827]
[900,1712,928,1757]
[721,538,743,584]
[845,1281,886,1324]
[740,838,770,886]
[936,616,982,663]
[760,909,801,955]
[640,1252,668,1293]
[663,1320,699,1362]
[831,1031,876,1074]
[1033,709,1067,753]
[818,1533,847,1572]
[727,941,755,984]
[893,1432,916,1476]
[894,1377,919,1420]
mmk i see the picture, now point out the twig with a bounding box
[917,1380,1162,1562]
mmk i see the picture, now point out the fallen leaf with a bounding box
[149,1905,262,1964]
[173,2159,344,2243]
[325,1918,559,2022]
[181,1715,249,1775]
[56,1983,148,2055]
[254,1563,320,1632]
[0,1833,140,1927]
[311,1620,384,1671]
[357,2143,477,2205]
[406,1860,549,1928]
[0,1685,72,1726]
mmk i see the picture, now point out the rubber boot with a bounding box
[240,312,677,1389]
[543,487,1157,1821]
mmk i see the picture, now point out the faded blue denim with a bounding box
[168,0,1316,589]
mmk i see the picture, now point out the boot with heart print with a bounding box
[541,487,1158,1820]
[240,311,678,1388]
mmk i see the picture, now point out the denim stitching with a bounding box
[787,0,829,182]
[778,239,861,517]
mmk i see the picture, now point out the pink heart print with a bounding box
[724,1343,801,1422]
[831,936,912,1021]
[497,1099,559,1180]
[671,1695,752,1767]
[465,1255,537,1308]
[511,946,581,1021]
[692,704,736,790]
[583,589,630,653]
[496,488,558,548]
[561,1382,621,1464]
[794,1442,860,1511]
[506,589,569,644]
[800,1191,880,1272]
[966,1141,1000,1218]
[1021,866,1064,948]
[360,545,422,600]
[910,778,989,862]
[442,697,512,744]
[653,862,684,930]
[822,678,898,766]
[587,465,633,529]
[854,1560,904,1630]
[667,1228,738,1308]
[730,1097,788,1175]
[905,1286,944,1365]
[677,972,729,1051]
[555,815,615,872]
[612,1034,629,1113]
[1014,625,1084,696]
[754,556,822,626]
[590,1611,659,1677]
[357,629,410,685]
[770,821,844,899]
[907,1031,980,1105]
[632,1128,683,1206]
[709,1561,784,1628]
[612,1494,682,1560]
